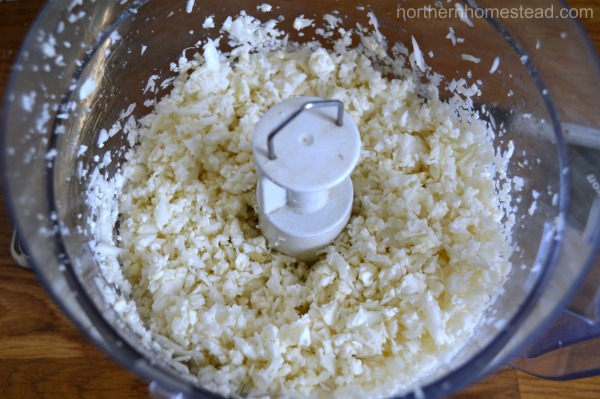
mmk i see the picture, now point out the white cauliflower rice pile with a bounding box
[89,11,513,399]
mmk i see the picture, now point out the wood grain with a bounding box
[1,1,600,398]
[517,372,600,399]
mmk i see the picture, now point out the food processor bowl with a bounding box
[2,0,600,398]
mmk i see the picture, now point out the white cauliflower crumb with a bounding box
[109,30,121,43]
[143,74,158,94]
[77,144,88,158]
[461,54,481,64]
[455,3,474,28]
[293,15,314,30]
[257,3,272,12]
[79,77,96,101]
[529,201,538,216]
[323,13,341,30]
[22,91,36,112]
[97,128,109,148]
[411,36,426,72]
[203,16,215,29]
[490,56,500,74]
[186,0,195,14]
[446,27,457,45]
[45,148,58,160]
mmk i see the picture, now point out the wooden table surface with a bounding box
[1,1,600,398]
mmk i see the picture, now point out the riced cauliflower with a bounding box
[88,11,513,399]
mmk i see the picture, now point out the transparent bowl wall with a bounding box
[3,0,600,398]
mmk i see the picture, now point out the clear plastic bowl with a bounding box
[2,0,600,398]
